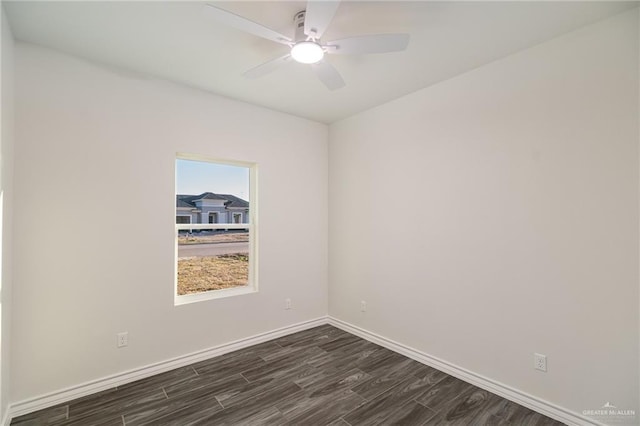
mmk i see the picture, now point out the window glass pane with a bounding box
[177,235,249,295]
[176,158,252,297]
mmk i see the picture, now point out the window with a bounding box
[175,154,257,304]
[176,215,191,224]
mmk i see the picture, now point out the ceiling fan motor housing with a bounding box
[290,10,325,64]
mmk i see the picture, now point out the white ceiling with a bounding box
[4,1,637,123]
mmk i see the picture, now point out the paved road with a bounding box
[178,242,249,258]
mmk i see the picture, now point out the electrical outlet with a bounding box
[360,301,367,312]
[117,332,128,348]
[534,353,547,372]
[285,298,292,310]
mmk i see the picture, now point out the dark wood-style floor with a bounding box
[12,325,565,426]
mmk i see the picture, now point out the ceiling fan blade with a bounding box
[311,60,345,91]
[204,4,292,46]
[243,54,292,79]
[326,34,410,55]
[304,1,341,39]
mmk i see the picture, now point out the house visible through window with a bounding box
[175,155,256,304]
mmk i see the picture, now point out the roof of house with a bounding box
[176,198,194,208]
[176,193,249,209]
[219,194,249,208]
[194,192,228,201]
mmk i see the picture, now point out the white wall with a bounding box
[329,8,639,422]
[12,43,328,401]
[0,6,14,422]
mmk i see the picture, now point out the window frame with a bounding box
[174,153,258,306]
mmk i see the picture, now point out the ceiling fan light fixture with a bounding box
[291,41,324,64]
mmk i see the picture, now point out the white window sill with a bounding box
[174,285,257,306]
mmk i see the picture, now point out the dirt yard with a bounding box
[177,254,249,295]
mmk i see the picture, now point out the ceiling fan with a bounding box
[204,1,410,90]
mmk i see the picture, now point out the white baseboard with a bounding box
[328,316,604,426]
[6,316,328,423]
[6,316,603,426]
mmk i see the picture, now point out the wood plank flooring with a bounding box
[11,325,566,425]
